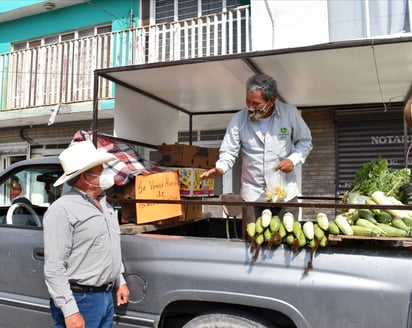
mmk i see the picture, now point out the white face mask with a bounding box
[99,169,115,190]
[87,169,115,190]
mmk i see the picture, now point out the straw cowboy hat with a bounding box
[54,140,117,187]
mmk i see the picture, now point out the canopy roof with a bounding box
[93,36,412,137]
[96,36,412,110]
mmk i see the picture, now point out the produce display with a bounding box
[342,157,410,204]
[246,157,412,272]
[248,196,412,260]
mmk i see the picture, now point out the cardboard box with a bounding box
[161,167,214,197]
[181,198,203,221]
[108,175,204,224]
[156,144,218,169]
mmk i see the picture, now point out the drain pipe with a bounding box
[264,0,275,48]
[20,127,32,159]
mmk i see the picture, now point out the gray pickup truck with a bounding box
[1,156,412,328]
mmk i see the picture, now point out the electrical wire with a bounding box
[370,40,387,112]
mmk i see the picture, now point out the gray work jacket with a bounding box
[216,101,313,202]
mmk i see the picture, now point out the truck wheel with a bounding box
[182,311,275,328]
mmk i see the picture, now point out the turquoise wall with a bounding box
[0,0,138,53]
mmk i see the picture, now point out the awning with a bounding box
[93,36,412,139]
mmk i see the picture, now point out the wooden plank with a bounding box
[329,234,412,247]
[120,216,206,235]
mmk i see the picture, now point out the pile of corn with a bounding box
[247,210,333,260]
[247,204,412,260]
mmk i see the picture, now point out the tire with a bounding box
[182,311,275,328]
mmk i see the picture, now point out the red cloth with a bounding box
[72,130,162,186]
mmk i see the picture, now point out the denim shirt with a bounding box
[216,101,313,202]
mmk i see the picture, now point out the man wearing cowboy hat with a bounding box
[43,140,130,328]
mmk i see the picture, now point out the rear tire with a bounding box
[182,311,275,328]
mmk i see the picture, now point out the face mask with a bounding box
[247,101,269,121]
[99,169,115,190]
[87,169,115,190]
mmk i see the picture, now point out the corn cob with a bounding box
[314,223,325,239]
[261,209,272,228]
[327,221,340,235]
[293,221,302,237]
[278,222,287,238]
[255,233,265,245]
[319,235,328,247]
[316,213,329,231]
[307,238,316,248]
[285,234,295,245]
[303,221,315,240]
[335,215,353,236]
[264,227,272,241]
[269,215,281,232]
[255,217,264,234]
[297,231,306,247]
[246,222,256,238]
[282,212,295,233]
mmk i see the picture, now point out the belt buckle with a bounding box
[105,282,114,291]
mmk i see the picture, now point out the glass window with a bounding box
[0,166,63,227]
[61,32,75,41]
[44,35,59,45]
[13,42,27,51]
[178,0,198,20]
[156,0,175,23]
[28,40,41,48]
[78,27,95,38]
[328,0,410,41]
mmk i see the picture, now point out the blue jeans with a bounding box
[50,289,114,328]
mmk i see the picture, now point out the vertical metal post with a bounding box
[92,73,99,147]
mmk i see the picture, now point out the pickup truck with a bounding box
[1,155,412,328]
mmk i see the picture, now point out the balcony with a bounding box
[0,5,250,112]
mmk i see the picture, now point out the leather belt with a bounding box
[70,282,114,293]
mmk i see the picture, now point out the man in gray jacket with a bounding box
[201,74,312,213]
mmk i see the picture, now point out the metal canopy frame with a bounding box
[92,36,412,145]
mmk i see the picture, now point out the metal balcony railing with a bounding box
[0,5,250,111]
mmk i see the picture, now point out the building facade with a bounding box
[0,0,411,206]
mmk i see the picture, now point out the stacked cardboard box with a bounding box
[160,167,214,197]
[109,175,204,225]
[156,144,218,169]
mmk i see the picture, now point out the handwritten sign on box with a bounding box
[135,171,182,224]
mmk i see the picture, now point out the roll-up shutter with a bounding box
[335,106,406,197]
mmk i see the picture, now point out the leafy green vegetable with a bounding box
[344,157,410,203]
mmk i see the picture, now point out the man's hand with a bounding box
[200,167,224,180]
[116,283,130,306]
[65,312,85,328]
[275,159,294,173]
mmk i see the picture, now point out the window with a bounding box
[12,24,111,51]
[328,0,411,41]
[0,166,63,227]
[153,0,242,24]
